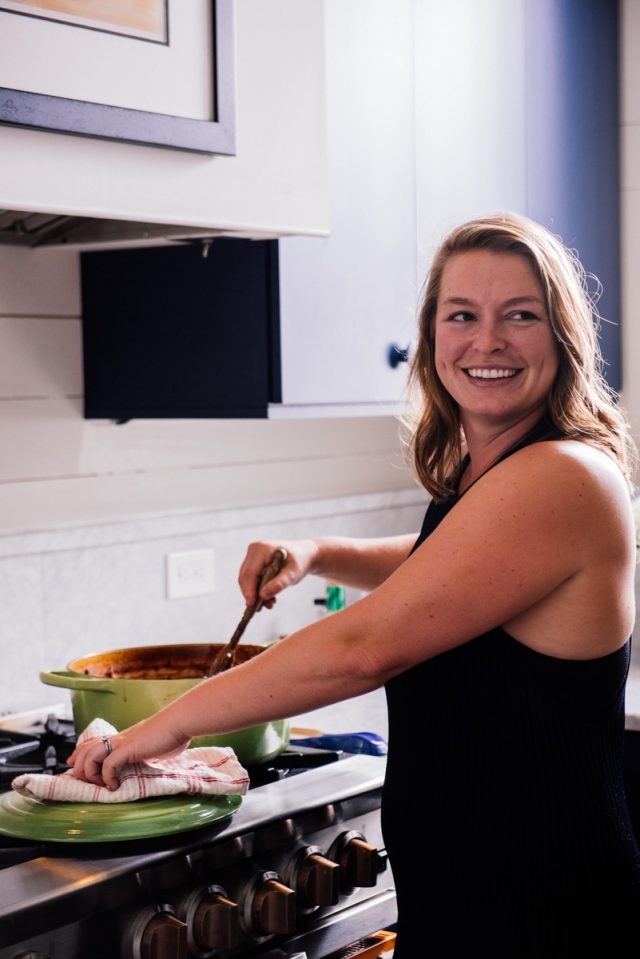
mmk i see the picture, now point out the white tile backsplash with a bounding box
[0,554,48,712]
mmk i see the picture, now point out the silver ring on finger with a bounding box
[101,735,113,756]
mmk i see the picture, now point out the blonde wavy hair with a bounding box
[405,213,636,500]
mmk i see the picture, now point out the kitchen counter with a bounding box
[626,664,640,731]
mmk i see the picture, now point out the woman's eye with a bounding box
[449,311,475,323]
[508,310,538,322]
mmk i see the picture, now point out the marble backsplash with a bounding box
[0,489,427,737]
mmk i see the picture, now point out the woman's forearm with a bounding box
[118,553,412,752]
[239,534,417,608]
[70,536,418,785]
[310,534,416,592]
[69,596,393,788]
[161,606,389,742]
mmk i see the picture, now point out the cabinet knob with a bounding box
[387,343,411,368]
[297,852,341,907]
[251,877,296,935]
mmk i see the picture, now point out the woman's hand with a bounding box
[66,715,191,790]
[238,539,320,608]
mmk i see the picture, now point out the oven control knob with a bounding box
[251,874,296,935]
[193,891,239,952]
[331,831,380,889]
[173,883,240,955]
[121,905,188,959]
[140,912,187,959]
[297,851,341,907]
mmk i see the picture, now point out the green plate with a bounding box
[0,790,242,843]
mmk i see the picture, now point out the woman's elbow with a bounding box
[341,638,400,690]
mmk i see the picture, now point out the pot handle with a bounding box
[39,670,117,694]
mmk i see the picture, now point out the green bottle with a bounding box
[325,582,346,612]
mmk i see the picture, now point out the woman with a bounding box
[70,214,640,956]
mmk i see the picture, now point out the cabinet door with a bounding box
[81,240,279,419]
[276,0,417,412]
[414,0,528,276]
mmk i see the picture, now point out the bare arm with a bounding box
[69,442,635,789]
[238,534,417,606]
[312,535,418,591]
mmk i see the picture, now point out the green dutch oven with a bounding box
[40,642,290,765]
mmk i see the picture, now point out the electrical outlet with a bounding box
[166,549,215,599]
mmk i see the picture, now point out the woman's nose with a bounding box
[473,318,505,352]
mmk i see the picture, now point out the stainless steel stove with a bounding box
[0,712,397,959]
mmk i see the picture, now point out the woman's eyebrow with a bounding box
[440,295,545,307]
[502,295,545,307]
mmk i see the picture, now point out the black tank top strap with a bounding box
[457,412,561,499]
[412,414,562,554]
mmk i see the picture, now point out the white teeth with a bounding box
[466,368,518,379]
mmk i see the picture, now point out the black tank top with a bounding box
[383,418,640,958]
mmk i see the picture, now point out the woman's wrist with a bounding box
[154,694,201,743]
[309,537,331,577]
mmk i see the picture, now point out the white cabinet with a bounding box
[414,0,528,281]
[0,0,329,239]
[275,0,418,415]
[275,0,528,416]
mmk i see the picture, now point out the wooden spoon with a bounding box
[207,548,288,677]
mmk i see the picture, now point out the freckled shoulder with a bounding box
[503,437,627,493]
[475,437,634,546]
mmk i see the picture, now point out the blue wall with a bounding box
[525,0,621,391]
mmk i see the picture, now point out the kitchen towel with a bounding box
[11,718,250,803]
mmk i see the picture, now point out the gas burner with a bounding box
[28,713,76,749]
[0,730,40,762]
[0,714,75,789]
[245,746,342,787]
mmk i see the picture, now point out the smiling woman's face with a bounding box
[434,250,560,433]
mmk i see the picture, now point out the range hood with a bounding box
[0,209,276,249]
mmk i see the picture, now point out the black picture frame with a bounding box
[0,0,236,155]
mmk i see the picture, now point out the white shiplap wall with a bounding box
[0,245,417,536]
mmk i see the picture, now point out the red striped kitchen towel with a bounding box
[11,718,250,803]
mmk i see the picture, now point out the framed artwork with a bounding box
[0,0,236,154]
[0,1,170,43]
